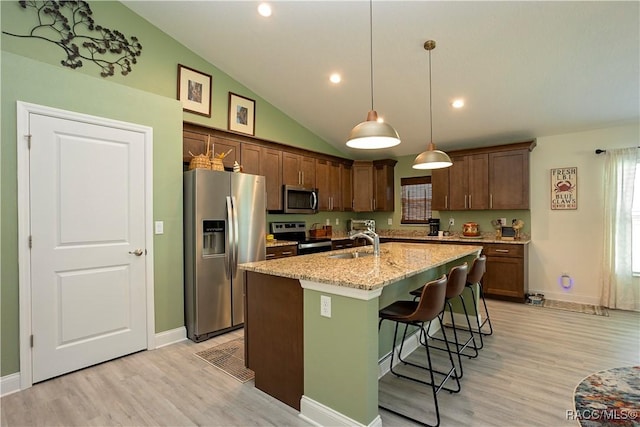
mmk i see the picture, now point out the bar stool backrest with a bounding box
[409,274,448,323]
[445,263,468,299]
[466,255,486,285]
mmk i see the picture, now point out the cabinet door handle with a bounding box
[370,199,373,211]
[495,249,509,253]
[490,194,493,209]
[464,195,468,209]
[469,194,472,209]
[445,195,448,209]
[266,253,275,258]
[282,251,293,255]
[373,198,377,210]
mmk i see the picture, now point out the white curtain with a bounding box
[601,147,639,310]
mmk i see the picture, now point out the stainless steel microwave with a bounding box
[283,185,318,214]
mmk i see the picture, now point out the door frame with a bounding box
[16,101,156,389]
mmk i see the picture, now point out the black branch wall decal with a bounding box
[2,0,142,77]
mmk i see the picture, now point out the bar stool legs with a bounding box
[378,275,459,427]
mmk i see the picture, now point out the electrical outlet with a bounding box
[335,218,339,225]
[325,218,331,226]
[448,218,455,226]
[387,217,393,225]
[320,295,331,318]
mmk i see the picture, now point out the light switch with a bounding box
[155,221,164,235]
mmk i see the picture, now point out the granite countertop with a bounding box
[376,230,531,245]
[266,240,298,248]
[239,242,482,291]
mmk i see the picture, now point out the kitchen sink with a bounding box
[328,251,374,259]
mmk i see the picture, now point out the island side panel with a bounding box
[303,289,380,426]
[245,271,303,410]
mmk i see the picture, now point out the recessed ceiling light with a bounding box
[258,3,272,17]
[329,73,341,84]
[452,99,465,108]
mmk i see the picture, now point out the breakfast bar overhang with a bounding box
[239,242,482,427]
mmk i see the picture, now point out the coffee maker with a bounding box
[428,218,440,236]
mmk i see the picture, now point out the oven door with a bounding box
[298,240,332,255]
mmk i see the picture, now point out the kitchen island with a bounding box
[239,242,482,427]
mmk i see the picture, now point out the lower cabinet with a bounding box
[266,244,298,260]
[482,243,528,302]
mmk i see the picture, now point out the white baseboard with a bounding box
[299,395,382,427]
[154,326,187,348]
[1,327,187,397]
[1,373,21,397]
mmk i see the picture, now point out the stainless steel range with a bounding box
[270,221,332,255]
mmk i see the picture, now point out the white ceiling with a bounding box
[123,1,639,159]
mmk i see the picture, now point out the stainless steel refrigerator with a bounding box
[184,169,266,342]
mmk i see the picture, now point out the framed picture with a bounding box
[228,92,255,135]
[177,64,212,117]
[550,167,577,210]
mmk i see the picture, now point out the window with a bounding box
[401,176,432,224]
[632,163,640,274]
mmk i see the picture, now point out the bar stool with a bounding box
[378,274,460,427]
[410,263,478,379]
[464,255,493,348]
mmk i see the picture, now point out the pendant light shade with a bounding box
[346,0,400,150]
[413,40,452,170]
[347,110,401,149]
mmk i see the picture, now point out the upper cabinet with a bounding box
[316,159,342,211]
[241,143,283,211]
[449,153,489,210]
[183,122,354,213]
[432,140,535,211]
[283,152,316,188]
[352,159,397,212]
[489,148,530,209]
[183,130,240,170]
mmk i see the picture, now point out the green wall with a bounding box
[0,0,342,377]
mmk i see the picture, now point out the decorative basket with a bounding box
[188,135,213,170]
[309,223,326,238]
[188,154,212,170]
[211,157,224,171]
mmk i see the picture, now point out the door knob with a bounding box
[128,249,144,256]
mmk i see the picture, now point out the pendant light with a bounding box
[346,0,400,149]
[412,40,452,169]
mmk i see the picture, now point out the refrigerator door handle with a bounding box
[231,196,240,279]
[225,196,233,279]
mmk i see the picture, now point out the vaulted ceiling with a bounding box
[123,1,639,159]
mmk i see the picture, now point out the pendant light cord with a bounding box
[428,46,433,143]
[369,0,374,111]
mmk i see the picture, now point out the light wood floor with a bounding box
[2,300,638,427]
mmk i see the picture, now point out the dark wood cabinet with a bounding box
[430,141,535,212]
[266,244,297,260]
[352,159,396,212]
[482,243,528,302]
[331,239,355,250]
[316,159,342,211]
[242,144,282,211]
[431,167,450,211]
[489,149,530,209]
[341,163,353,212]
[245,272,303,410]
[448,154,488,210]
[352,161,374,212]
[183,130,240,170]
[283,152,315,188]
[374,159,397,211]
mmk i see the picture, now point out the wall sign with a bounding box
[551,167,577,210]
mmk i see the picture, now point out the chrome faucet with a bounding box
[349,230,380,256]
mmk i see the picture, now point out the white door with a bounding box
[29,113,148,383]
